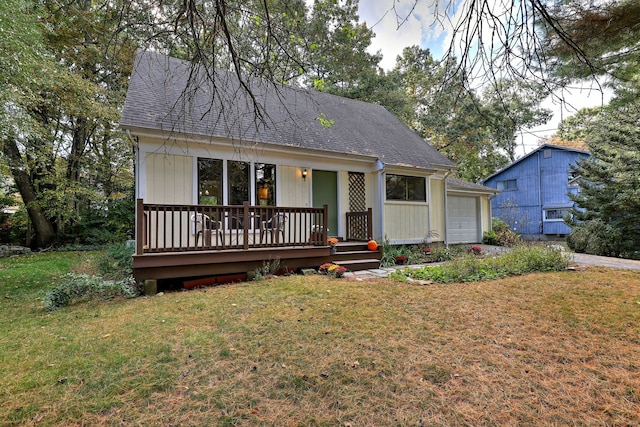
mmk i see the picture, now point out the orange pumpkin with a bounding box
[367,240,378,251]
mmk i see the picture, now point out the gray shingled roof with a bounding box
[120,50,455,171]
[446,177,499,194]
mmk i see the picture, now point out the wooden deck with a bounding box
[133,242,381,285]
[133,200,379,285]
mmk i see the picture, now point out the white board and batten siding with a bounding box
[143,153,193,204]
[141,153,195,249]
[447,195,480,244]
[384,203,430,244]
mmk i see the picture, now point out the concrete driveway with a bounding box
[567,252,640,271]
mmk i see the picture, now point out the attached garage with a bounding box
[446,178,499,245]
[447,195,480,244]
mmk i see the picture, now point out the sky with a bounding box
[356,0,612,157]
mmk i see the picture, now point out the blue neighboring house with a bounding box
[481,144,589,239]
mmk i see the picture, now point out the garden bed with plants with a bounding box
[389,245,570,283]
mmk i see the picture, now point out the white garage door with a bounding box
[447,196,479,244]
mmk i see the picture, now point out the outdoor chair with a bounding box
[261,212,287,244]
[190,212,223,246]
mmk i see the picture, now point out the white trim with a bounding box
[337,172,344,237]
[427,176,433,243]
[222,160,229,204]
[192,156,198,203]
[126,127,378,166]
[376,160,385,242]
[249,163,255,206]
[275,164,282,206]
[137,148,147,201]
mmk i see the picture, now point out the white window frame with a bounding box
[543,208,571,222]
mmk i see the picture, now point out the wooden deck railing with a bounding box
[136,199,328,255]
[346,208,372,241]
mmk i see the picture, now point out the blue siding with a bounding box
[483,146,588,237]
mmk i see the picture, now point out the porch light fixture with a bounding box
[302,168,308,181]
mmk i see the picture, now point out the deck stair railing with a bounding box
[136,199,328,255]
[346,208,372,241]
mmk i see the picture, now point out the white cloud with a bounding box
[358,0,434,70]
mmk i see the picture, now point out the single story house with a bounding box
[481,143,589,239]
[120,50,497,282]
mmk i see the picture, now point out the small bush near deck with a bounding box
[97,242,135,280]
[43,273,141,311]
[390,245,570,283]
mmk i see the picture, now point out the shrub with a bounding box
[96,242,135,280]
[253,258,283,281]
[496,228,521,247]
[566,219,621,257]
[484,218,520,247]
[43,273,141,311]
[482,229,499,245]
[492,217,510,232]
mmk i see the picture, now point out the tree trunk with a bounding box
[3,138,56,247]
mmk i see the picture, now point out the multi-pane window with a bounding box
[496,179,517,191]
[544,208,571,221]
[198,158,276,206]
[385,174,426,201]
[198,159,222,205]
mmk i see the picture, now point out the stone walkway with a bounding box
[343,263,429,280]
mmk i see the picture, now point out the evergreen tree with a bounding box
[567,94,640,258]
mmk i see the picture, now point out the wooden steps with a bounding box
[330,241,381,272]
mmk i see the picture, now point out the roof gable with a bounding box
[481,143,589,183]
[120,50,455,171]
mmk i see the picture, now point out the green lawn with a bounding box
[1,252,639,426]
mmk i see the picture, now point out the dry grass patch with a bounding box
[1,263,639,426]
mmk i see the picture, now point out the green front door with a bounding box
[312,170,338,237]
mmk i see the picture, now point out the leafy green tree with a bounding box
[1,0,135,247]
[567,94,640,258]
[304,0,382,94]
[480,80,552,162]
[1,0,59,246]
[371,47,550,182]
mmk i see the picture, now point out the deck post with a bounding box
[323,204,328,243]
[243,202,249,250]
[136,198,144,255]
[367,207,373,240]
